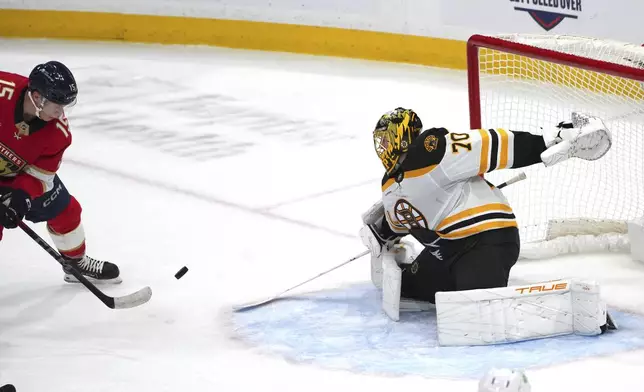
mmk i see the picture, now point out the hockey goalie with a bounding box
[359,107,617,346]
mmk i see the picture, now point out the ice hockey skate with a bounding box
[62,255,122,284]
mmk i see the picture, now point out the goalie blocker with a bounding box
[360,110,616,346]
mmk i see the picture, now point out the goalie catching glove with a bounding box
[541,112,612,167]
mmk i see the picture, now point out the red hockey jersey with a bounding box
[0,71,72,199]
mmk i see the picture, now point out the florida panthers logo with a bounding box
[0,142,26,176]
[393,199,428,230]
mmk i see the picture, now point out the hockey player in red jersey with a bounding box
[0,61,121,284]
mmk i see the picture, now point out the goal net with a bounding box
[467,34,644,258]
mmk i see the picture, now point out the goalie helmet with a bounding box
[373,107,423,174]
[478,368,531,392]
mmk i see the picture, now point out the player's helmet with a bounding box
[373,107,423,174]
[478,368,531,392]
[28,61,78,106]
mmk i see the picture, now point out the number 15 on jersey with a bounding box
[0,79,16,100]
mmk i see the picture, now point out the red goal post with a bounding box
[466,33,644,258]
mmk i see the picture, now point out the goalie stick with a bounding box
[233,172,528,312]
[495,171,527,189]
[233,250,370,312]
[17,221,152,310]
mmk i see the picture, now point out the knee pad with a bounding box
[47,196,85,258]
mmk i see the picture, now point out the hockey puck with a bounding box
[175,266,188,280]
[0,384,16,392]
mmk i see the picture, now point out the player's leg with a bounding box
[399,246,455,304]
[434,228,612,346]
[26,175,121,284]
[450,227,520,291]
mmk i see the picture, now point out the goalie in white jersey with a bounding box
[360,107,616,345]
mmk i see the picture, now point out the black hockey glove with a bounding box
[0,188,32,229]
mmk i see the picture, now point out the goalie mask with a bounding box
[373,107,423,174]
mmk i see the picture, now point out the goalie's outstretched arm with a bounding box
[434,127,545,183]
[436,113,611,182]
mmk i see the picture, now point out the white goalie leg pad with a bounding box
[435,279,607,346]
[370,252,384,289]
[381,241,420,321]
[359,225,384,288]
[382,252,402,321]
[629,217,644,263]
[48,223,86,253]
[360,200,386,288]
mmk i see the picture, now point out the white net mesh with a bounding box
[472,34,644,255]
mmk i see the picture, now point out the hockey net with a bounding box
[468,34,644,259]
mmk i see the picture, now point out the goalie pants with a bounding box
[400,227,520,303]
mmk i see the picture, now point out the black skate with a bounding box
[601,311,618,333]
[62,255,122,284]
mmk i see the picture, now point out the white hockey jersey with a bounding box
[381,127,543,251]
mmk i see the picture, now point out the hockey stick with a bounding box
[233,172,527,312]
[17,221,152,309]
[496,171,527,189]
[232,249,370,312]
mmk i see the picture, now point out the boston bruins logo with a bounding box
[424,134,438,152]
[393,199,428,230]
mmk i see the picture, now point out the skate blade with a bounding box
[64,274,123,285]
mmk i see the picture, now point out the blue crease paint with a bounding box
[232,283,644,379]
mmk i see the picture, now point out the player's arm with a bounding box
[359,199,412,292]
[15,117,72,198]
[0,147,67,229]
[360,200,407,258]
[0,122,71,229]
[439,127,545,182]
[12,142,68,199]
[440,113,611,182]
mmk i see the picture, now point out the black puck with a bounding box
[175,266,188,279]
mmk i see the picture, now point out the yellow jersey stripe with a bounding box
[478,129,490,175]
[438,220,518,239]
[405,164,438,179]
[381,164,438,192]
[436,203,513,231]
[382,178,396,192]
[497,128,509,169]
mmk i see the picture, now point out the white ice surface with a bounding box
[0,38,643,391]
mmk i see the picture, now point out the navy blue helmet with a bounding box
[28,61,78,105]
